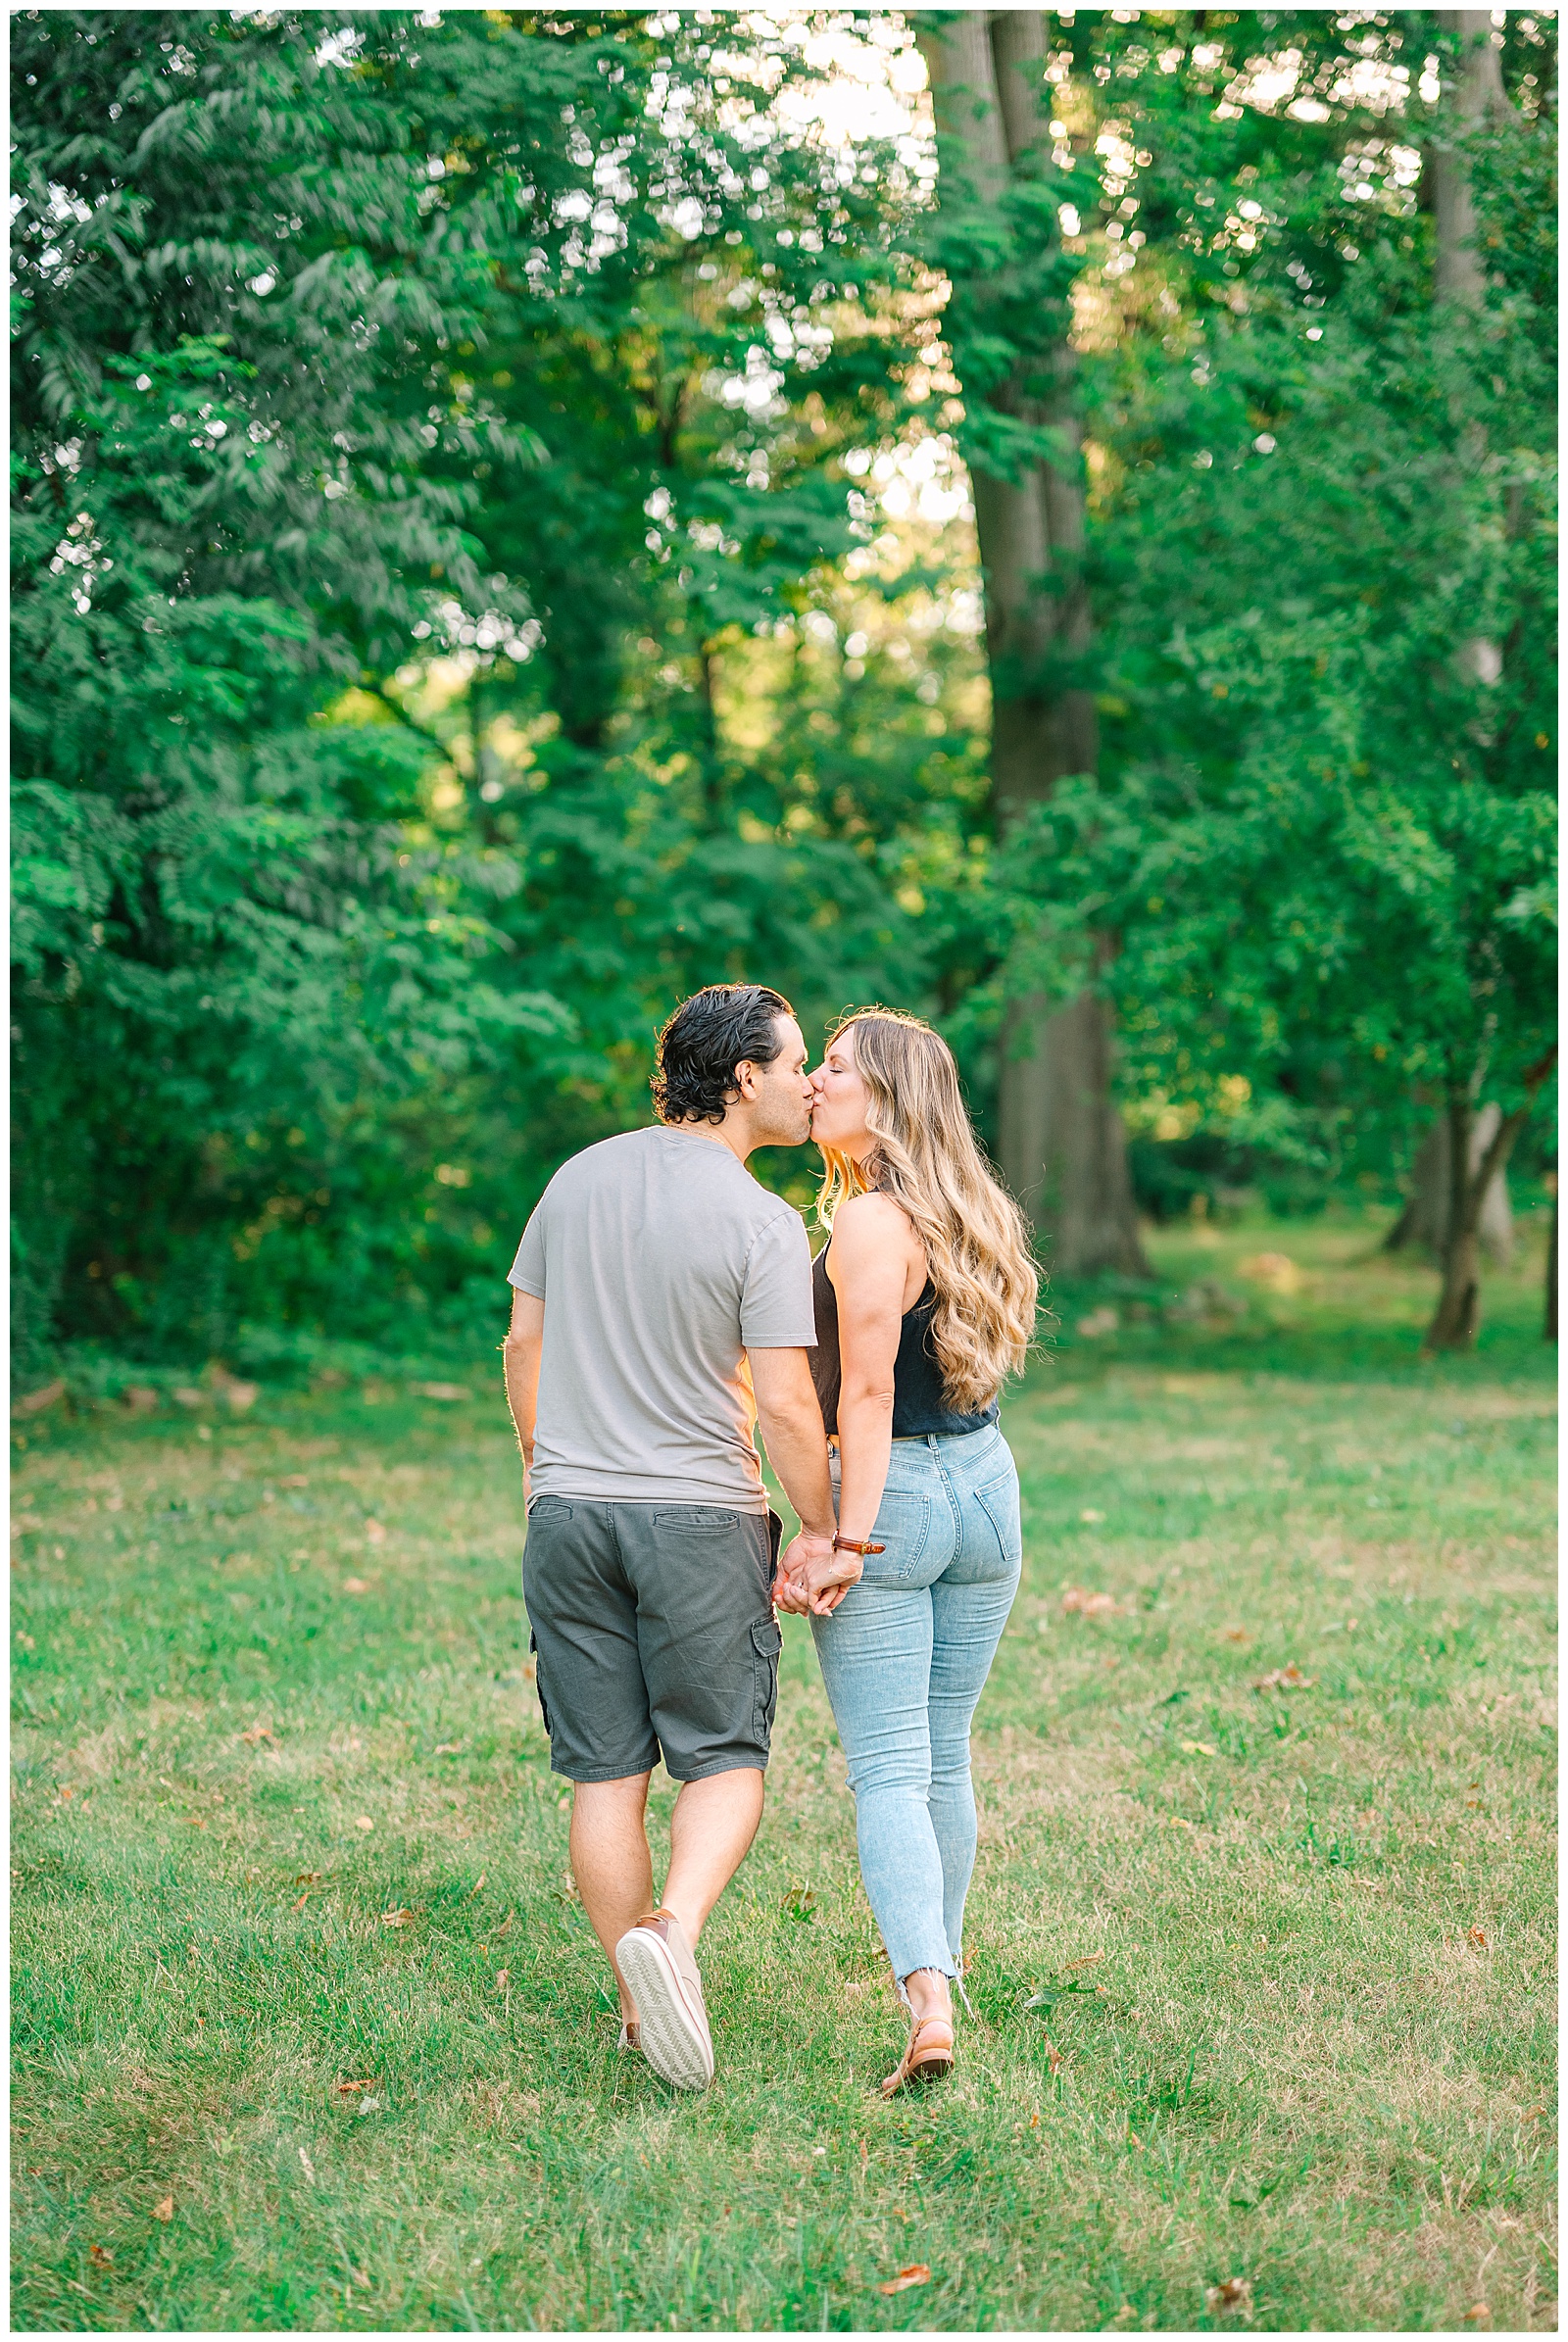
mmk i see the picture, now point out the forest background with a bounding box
[12,5,1557,1391]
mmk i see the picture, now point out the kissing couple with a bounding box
[503,983,1038,2097]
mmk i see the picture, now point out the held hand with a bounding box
[777,1529,836,1618]
[796,1544,863,1617]
[773,1570,811,1617]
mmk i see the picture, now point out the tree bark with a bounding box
[1385,1098,1514,1262]
[1422,1051,1554,1352]
[1431,11,1507,305]
[1544,1179,1558,1343]
[1399,15,1514,1244]
[918,11,1150,1278]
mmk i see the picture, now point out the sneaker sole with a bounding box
[615,1930,714,2093]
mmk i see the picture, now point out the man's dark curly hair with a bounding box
[651,984,795,1126]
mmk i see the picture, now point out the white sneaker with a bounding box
[613,1909,714,2092]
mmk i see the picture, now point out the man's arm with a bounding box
[503,1287,545,1495]
[746,1345,850,1614]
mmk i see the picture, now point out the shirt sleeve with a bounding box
[508,1201,547,1297]
[740,1209,816,1347]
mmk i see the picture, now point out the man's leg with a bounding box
[661,1765,765,1944]
[569,1772,654,2021]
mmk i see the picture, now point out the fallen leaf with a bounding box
[292,1891,311,1912]
[877,2266,931,2295]
[354,1816,374,1830]
[495,1969,510,1989]
[335,2078,375,2095]
[240,1726,276,1746]
[355,2094,382,2116]
[381,1908,414,1928]
[343,1577,370,1594]
[1167,1815,1197,1830]
[1062,1586,1117,1617]
[433,1741,464,1756]
[294,1872,320,1886]
[1180,1739,1218,1758]
[1467,1927,1489,1949]
[1205,2274,1252,2315]
[1079,1507,1105,1525]
[1063,1952,1104,1971]
[412,1382,470,1402]
[185,1816,207,1830]
[1222,1626,1250,1643]
[89,2243,114,2269]
[1462,2308,1492,2327]
[152,2195,172,2222]
[363,1520,388,1545]
[466,1873,487,1898]
[14,1378,66,1418]
[1041,2036,1063,2074]
[1251,1664,1313,1691]
[1238,1250,1302,1293]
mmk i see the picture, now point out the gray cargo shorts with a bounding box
[522,1496,784,1783]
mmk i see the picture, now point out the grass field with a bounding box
[11,1211,1558,2332]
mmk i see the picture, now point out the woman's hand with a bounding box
[776,1528,834,1616]
[794,1544,864,1617]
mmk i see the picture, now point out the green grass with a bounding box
[11,1213,1557,2331]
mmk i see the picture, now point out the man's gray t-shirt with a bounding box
[509,1126,815,1510]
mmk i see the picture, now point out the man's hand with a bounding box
[777,1530,861,1618]
[775,1528,834,1616]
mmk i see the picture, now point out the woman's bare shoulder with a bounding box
[829,1190,921,1257]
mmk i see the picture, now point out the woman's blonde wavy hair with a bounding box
[816,1008,1040,1414]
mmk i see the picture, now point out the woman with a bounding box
[777,1009,1038,2094]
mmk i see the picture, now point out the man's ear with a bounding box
[732,1059,760,1100]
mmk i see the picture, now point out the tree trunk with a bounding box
[1400,16,1514,1248]
[1385,1099,1514,1263]
[1544,1180,1558,1343]
[1431,11,1507,306]
[999,985,1148,1275]
[1423,1056,1553,1352]
[918,12,1149,1278]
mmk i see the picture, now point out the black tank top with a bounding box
[808,1244,1000,1440]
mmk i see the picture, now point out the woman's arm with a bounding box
[827,1191,927,1578]
[828,1195,908,1546]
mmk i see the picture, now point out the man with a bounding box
[503,983,837,2092]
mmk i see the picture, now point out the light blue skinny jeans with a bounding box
[810,1421,1022,1985]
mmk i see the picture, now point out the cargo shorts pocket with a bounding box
[751,1615,783,1741]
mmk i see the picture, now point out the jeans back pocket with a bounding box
[972,1471,1023,1573]
[869,1488,934,1581]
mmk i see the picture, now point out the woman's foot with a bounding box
[881,2012,955,2096]
[881,1969,956,2095]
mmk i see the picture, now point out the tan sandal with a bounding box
[881,2013,955,2097]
